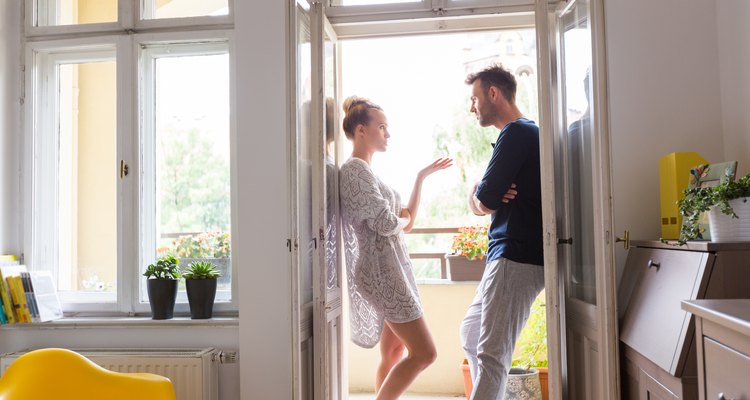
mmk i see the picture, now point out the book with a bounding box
[0,294,7,324]
[0,265,32,323]
[21,271,41,323]
[7,275,31,323]
[0,263,22,324]
[28,271,63,322]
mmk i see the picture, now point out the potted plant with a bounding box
[171,231,231,287]
[511,291,548,400]
[143,255,181,320]
[460,291,548,400]
[182,261,221,319]
[446,225,488,281]
[678,172,750,244]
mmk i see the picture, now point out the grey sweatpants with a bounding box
[460,257,545,400]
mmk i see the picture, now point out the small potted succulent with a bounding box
[445,225,488,281]
[182,261,221,319]
[143,255,181,320]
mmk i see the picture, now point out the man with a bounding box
[460,64,545,399]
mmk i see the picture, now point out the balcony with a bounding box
[348,227,476,397]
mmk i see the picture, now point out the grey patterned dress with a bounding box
[339,157,423,348]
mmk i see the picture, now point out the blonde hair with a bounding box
[341,96,382,140]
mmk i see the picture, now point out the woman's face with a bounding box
[359,108,389,152]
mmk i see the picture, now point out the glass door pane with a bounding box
[36,0,118,26]
[324,31,339,291]
[141,43,231,302]
[142,0,228,20]
[57,60,117,302]
[561,1,596,305]
[297,9,314,305]
[331,0,419,5]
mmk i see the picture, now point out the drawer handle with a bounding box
[718,393,736,400]
[647,259,660,270]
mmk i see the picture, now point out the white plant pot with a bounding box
[708,197,750,242]
[504,367,542,400]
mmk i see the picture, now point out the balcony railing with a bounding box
[161,227,461,279]
[406,227,460,279]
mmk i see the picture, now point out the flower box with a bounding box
[445,254,485,281]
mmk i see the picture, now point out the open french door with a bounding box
[537,0,620,399]
[292,2,343,399]
[310,2,345,400]
[291,1,315,399]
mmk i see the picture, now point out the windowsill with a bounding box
[0,316,239,330]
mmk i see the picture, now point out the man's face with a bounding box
[470,80,497,127]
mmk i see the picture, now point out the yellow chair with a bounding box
[0,348,176,400]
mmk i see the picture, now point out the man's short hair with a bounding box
[465,64,517,103]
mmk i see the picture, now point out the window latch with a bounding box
[120,160,129,179]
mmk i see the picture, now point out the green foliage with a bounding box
[171,231,231,258]
[143,255,181,280]
[160,128,230,234]
[512,291,548,369]
[678,172,750,244]
[182,261,221,280]
[450,225,489,261]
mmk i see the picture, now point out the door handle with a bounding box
[615,230,630,250]
[557,237,573,245]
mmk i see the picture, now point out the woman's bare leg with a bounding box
[376,324,405,392]
[375,317,437,400]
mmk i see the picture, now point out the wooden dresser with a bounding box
[682,299,750,400]
[618,241,750,400]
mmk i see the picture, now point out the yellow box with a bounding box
[659,152,709,239]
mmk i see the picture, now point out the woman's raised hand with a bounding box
[417,157,453,180]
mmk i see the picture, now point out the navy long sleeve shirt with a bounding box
[475,118,544,266]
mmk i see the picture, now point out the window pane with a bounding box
[149,50,232,301]
[37,0,117,27]
[143,0,229,20]
[331,0,419,5]
[58,61,117,301]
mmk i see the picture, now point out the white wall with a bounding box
[0,0,21,255]
[604,0,726,280]
[717,0,750,177]
[234,1,294,399]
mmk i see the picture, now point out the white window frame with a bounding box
[134,31,236,314]
[23,3,237,315]
[24,37,123,313]
[325,0,535,24]
[25,0,234,38]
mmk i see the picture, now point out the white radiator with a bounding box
[0,348,220,400]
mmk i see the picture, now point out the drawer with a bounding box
[704,338,750,400]
[620,247,713,376]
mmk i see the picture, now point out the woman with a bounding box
[339,96,452,400]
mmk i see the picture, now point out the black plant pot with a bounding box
[147,279,178,320]
[186,279,218,319]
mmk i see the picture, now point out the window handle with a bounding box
[120,160,129,179]
[615,230,630,250]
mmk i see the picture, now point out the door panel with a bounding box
[311,3,344,400]
[539,0,620,398]
[293,1,315,399]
